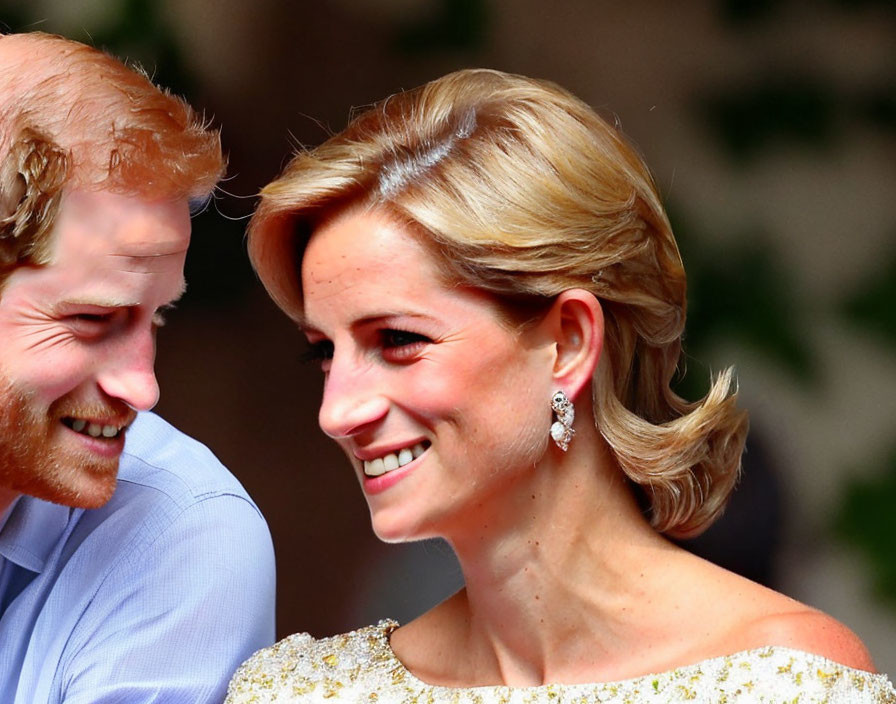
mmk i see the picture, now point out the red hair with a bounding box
[0,32,224,271]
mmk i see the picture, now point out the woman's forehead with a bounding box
[303,207,438,278]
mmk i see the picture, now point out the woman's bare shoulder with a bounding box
[740,600,877,672]
[686,560,876,672]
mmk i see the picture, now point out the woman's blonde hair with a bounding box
[249,68,748,538]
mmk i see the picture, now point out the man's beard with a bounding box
[0,374,135,508]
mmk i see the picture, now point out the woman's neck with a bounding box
[409,429,685,686]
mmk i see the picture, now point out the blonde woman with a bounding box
[227,69,895,702]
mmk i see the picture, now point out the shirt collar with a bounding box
[0,497,19,532]
[0,496,73,574]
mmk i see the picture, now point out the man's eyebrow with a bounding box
[61,295,141,308]
[59,279,187,309]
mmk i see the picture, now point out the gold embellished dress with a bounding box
[225,620,896,703]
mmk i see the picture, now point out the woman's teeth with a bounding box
[364,443,426,477]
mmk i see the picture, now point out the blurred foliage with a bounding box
[702,75,838,162]
[701,0,896,610]
[835,446,896,606]
[85,0,193,96]
[708,1,895,161]
[842,245,896,345]
[676,217,816,388]
[1,0,191,94]
[0,6,28,32]
[393,0,489,53]
[834,248,896,602]
[701,71,896,163]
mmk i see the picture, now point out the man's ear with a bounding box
[546,289,603,402]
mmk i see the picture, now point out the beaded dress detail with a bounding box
[226,619,896,703]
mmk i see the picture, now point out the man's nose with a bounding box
[96,329,160,412]
[318,354,389,439]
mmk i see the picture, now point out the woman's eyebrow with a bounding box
[355,311,435,325]
[299,310,436,332]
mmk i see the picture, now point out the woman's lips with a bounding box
[363,441,429,477]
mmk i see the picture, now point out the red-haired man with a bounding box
[0,32,275,703]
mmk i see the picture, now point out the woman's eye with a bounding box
[301,339,334,364]
[381,329,430,361]
[382,329,430,348]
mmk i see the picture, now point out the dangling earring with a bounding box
[550,390,575,451]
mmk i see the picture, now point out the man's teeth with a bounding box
[68,419,124,439]
[364,443,426,477]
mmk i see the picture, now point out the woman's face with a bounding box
[300,206,557,543]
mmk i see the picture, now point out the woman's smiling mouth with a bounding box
[363,441,430,477]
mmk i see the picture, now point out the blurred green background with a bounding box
[3,0,894,671]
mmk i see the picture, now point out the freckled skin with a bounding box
[0,190,190,510]
[301,207,557,544]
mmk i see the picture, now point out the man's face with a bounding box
[0,189,190,508]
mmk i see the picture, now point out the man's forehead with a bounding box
[57,229,191,270]
[50,190,192,260]
[109,250,190,274]
[106,235,191,257]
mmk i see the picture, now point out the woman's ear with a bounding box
[547,289,603,402]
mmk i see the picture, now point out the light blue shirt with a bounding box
[0,412,276,703]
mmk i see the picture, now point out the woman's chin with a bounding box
[369,512,436,544]
[371,523,421,544]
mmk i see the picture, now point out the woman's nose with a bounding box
[317,355,389,439]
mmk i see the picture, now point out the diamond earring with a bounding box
[550,390,575,451]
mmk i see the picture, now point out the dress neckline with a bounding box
[375,618,884,692]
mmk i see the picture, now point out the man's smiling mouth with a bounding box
[363,441,430,477]
[61,417,129,439]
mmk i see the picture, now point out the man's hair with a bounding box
[247,68,749,538]
[0,32,224,276]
